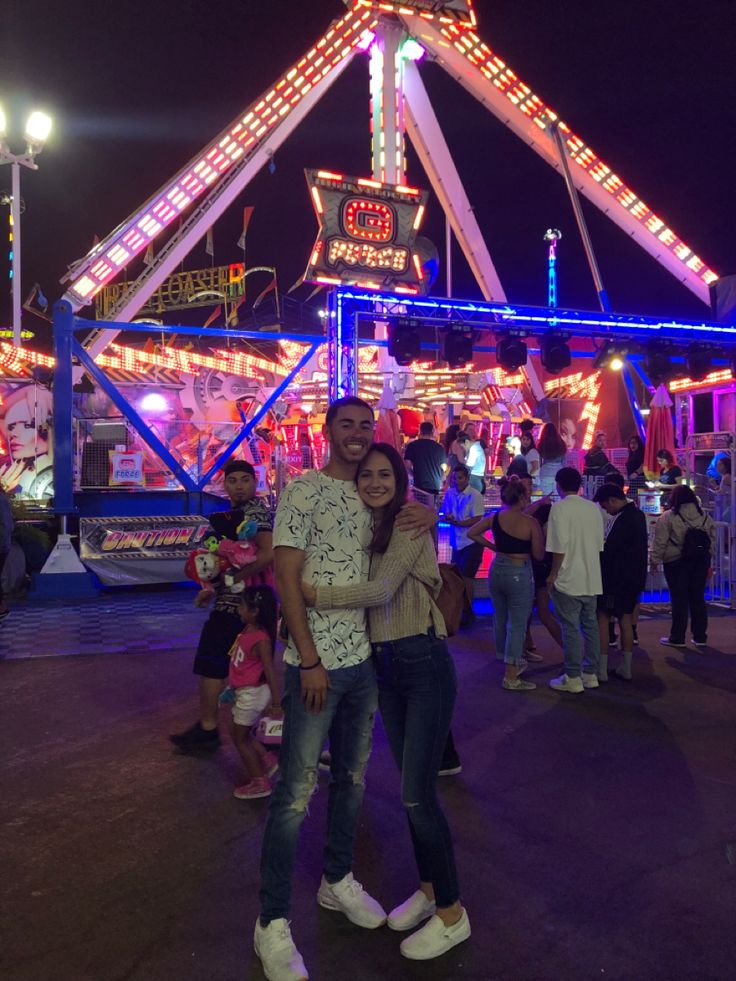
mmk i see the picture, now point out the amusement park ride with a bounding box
[9,3,736,525]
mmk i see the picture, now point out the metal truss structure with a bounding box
[51,302,322,513]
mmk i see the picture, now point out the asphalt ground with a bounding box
[1,589,735,981]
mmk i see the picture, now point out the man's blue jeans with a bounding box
[373,630,460,908]
[489,555,534,666]
[551,587,600,678]
[259,659,377,924]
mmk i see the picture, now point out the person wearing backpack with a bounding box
[650,485,716,649]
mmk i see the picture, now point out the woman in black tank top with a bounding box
[469,476,544,692]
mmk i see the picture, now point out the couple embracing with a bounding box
[254,396,470,981]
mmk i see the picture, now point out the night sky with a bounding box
[3,0,735,350]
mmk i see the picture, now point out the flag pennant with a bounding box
[287,273,305,294]
[236,206,255,250]
[205,227,214,257]
[252,272,277,310]
[203,305,222,328]
[143,243,155,267]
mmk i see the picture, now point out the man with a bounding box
[403,421,447,502]
[170,459,273,750]
[464,423,487,495]
[255,396,433,981]
[546,467,605,693]
[404,421,447,550]
[592,483,648,681]
[442,465,485,620]
[583,431,611,477]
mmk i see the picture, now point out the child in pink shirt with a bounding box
[228,585,281,799]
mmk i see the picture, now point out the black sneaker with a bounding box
[438,758,462,777]
[608,622,617,647]
[169,721,220,751]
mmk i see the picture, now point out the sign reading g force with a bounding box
[304,170,429,295]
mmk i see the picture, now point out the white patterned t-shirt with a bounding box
[273,470,372,669]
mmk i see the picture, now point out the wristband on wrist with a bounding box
[299,658,322,671]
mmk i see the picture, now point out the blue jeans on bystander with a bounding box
[489,555,534,667]
[551,587,600,678]
[373,629,460,908]
[259,659,377,924]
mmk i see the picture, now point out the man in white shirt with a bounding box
[442,465,485,617]
[545,466,605,694]
[463,423,487,494]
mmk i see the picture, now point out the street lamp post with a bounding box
[0,107,53,347]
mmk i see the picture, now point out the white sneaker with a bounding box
[400,909,471,960]
[254,918,308,981]
[581,672,599,689]
[549,673,584,694]
[388,890,437,931]
[317,872,387,928]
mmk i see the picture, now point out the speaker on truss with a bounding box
[442,325,474,369]
[710,274,736,324]
[387,318,423,366]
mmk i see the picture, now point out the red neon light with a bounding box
[317,170,344,181]
[344,199,394,243]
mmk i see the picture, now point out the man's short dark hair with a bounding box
[419,421,434,436]
[593,482,626,503]
[325,396,374,426]
[605,470,625,489]
[453,464,470,477]
[224,459,256,478]
[555,466,582,493]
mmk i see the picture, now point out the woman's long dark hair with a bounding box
[538,422,566,461]
[240,584,278,652]
[669,484,703,517]
[358,443,409,554]
[444,423,460,453]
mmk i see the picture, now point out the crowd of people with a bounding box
[168,402,722,981]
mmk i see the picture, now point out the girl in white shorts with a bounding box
[228,585,281,799]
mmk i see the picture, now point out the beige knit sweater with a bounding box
[314,527,447,642]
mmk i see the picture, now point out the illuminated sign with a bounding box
[108,451,145,488]
[81,516,211,558]
[304,169,429,294]
[95,264,245,319]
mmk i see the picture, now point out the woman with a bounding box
[518,474,563,657]
[650,485,716,648]
[714,457,732,523]
[625,435,646,491]
[468,476,544,691]
[520,431,541,485]
[537,422,567,497]
[444,424,461,470]
[302,443,470,961]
